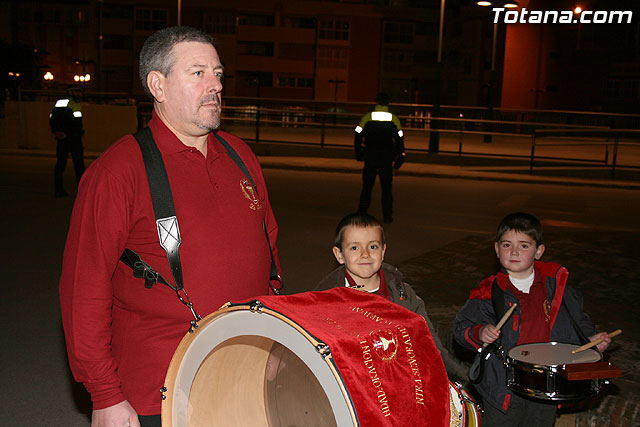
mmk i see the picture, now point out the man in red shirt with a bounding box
[59,26,280,427]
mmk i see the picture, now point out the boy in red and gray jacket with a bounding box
[454,212,611,427]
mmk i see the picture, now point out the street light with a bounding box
[44,71,54,81]
[74,74,91,82]
[428,0,446,153]
[574,6,583,50]
[476,1,519,142]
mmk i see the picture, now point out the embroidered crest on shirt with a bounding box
[240,179,262,210]
[543,299,551,323]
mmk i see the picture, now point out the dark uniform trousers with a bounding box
[54,137,85,194]
[482,393,558,427]
[358,155,393,221]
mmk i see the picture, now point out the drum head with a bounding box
[162,308,357,427]
[508,342,601,367]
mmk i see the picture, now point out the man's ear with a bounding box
[535,244,546,260]
[332,246,345,265]
[494,241,500,258]
[147,71,165,102]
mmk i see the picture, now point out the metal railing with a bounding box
[7,90,639,179]
[531,128,640,177]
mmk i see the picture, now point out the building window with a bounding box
[319,20,349,41]
[318,46,348,69]
[135,8,168,31]
[103,35,133,50]
[103,4,133,19]
[383,49,413,72]
[278,43,315,61]
[237,71,273,87]
[278,74,314,88]
[414,22,438,37]
[204,14,236,34]
[280,16,316,29]
[413,50,436,67]
[238,41,274,57]
[384,22,414,44]
[608,78,639,99]
[238,14,274,27]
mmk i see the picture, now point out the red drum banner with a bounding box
[248,287,450,426]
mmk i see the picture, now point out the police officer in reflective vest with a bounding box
[354,92,405,224]
[50,87,85,197]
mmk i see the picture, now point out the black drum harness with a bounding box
[119,127,280,332]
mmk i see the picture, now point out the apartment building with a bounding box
[8,0,503,107]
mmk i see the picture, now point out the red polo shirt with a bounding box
[59,112,280,414]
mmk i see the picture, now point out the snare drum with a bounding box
[448,381,482,427]
[506,342,602,401]
[162,288,451,426]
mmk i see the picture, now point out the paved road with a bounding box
[1,153,638,426]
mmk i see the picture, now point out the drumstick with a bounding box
[482,303,517,348]
[572,329,622,354]
[496,303,518,331]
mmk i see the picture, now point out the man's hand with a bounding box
[479,324,500,345]
[54,131,67,140]
[91,400,140,427]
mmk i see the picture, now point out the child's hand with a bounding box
[589,332,612,352]
[479,324,500,344]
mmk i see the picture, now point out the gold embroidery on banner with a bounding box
[370,330,399,362]
[399,326,426,405]
[239,179,263,211]
[351,306,394,326]
[360,335,392,417]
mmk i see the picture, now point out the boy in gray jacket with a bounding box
[315,212,466,380]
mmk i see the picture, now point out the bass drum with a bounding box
[448,381,481,427]
[161,288,451,427]
[162,302,357,427]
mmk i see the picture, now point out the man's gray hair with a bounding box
[139,26,216,99]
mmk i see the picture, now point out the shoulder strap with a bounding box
[561,298,590,345]
[214,133,281,292]
[133,127,184,291]
[491,278,505,324]
[491,278,506,346]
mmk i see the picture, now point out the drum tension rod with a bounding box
[249,301,265,312]
[316,344,331,359]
